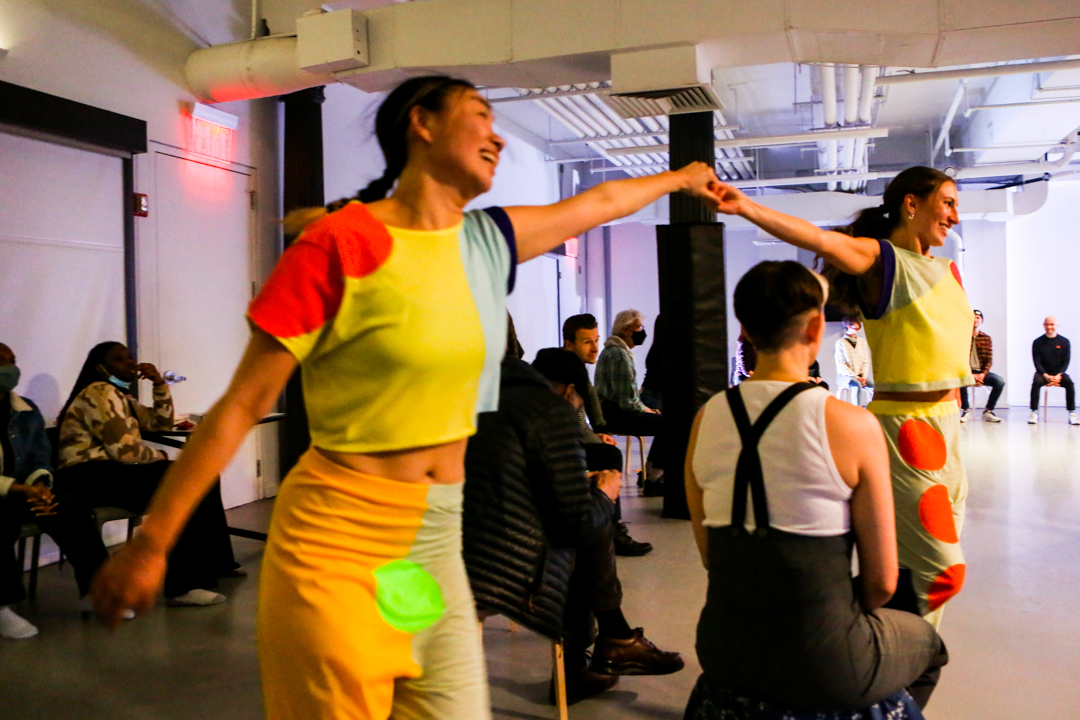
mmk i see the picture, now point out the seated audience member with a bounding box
[55,342,240,607]
[734,331,756,384]
[464,348,682,704]
[0,343,111,638]
[685,262,946,718]
[639,315,664,411]
[834,317,873,406]
[1029,316,1078,425]
[960,310,1003,423]
[808,360,829,391]
[561,315,651,556]
[595,309,665,494]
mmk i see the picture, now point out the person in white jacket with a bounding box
[835,318,873,406]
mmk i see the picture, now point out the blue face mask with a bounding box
[0,365,20,392]
[107,375,132,391]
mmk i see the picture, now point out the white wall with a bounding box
[1005,181,1080,408]
[961,220,1009,405]
[607,222,661,383]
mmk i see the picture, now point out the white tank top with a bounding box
[693,381,851,536]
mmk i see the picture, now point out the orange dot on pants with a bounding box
[898,420,947,471]
[918,484,959,543]
[927,564,966,611]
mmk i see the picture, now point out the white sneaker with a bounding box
[983,410,1002,423]
[79,596,134,620]
[959,410,970,423]
[166,589,227,607]
[0,606,39,640]
[1071,413,1079,426]
[1029,412,1038,424]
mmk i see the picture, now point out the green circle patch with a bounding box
[373,560,445,633]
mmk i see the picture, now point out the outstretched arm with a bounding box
[507,163,723,262]
[91,329,296,627]
[712,182,882,276]
[685,408,709,570]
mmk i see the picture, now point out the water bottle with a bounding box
[163,371,187,385]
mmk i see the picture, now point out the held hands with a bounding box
[90,533,167,629]
[588,469,623,502]
[974,373,986,386]
[137,363,166,386]
[674,162,731,213]
[10,483,58,516]
[1044,373,1062,386]
[597,434,618,447]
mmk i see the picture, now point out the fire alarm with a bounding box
[133,193,149,217]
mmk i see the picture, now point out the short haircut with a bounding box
[532,348,591,399]
[973,309,983,319]
[612,309,643,336]
[562,314,598,344]
[734,261,826,352]
[842,316,860,328]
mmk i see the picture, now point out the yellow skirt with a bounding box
[257,448,489,720]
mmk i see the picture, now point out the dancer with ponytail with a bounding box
[89,75,724,720]
[709,167,970,628]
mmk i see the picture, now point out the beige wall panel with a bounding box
[935,19,1080,68]
[790,30,938,67]
[787,0,938,34]
[699,33,793,69]
[511,0,620,61]
[394,0,512,67]
[940,0,1080,32]
[616,0,786,49]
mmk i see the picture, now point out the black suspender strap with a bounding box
[725,382,817,535]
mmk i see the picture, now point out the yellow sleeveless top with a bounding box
[860,240,974,393]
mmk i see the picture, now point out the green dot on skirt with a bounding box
[373,560,445,634]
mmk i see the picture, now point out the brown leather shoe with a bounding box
[591,628,685,676]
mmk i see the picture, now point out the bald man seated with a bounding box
[1030,316,1079,425]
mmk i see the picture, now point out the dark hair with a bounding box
[59,341,124,423]
[562,314,598,344]
[734,262,825,352]
[532,348,591,400]
[506,313,524,360]
[824,166,954,316]
[281,75,477,235]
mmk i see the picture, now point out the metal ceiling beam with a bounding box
[877,58,1080,86]
[605,127,889,157]
[549,125,739,145]
[965,97,1080,116]
[490,84,611,103]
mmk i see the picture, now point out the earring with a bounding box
[908,213,915,220]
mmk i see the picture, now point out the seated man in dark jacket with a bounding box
[464,349,683,704]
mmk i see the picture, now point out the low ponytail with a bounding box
[824,165,954,318]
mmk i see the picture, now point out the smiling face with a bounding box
[906,180,959,248]
[100,344,138,383]
[1045,317,1058,337]
[566,327,600,364]
[414,88,505,200]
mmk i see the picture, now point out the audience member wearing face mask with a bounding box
[54,341,240,607]
[0,342,111,639]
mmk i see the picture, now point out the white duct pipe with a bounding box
[844,66,860,125]
[185,37,332,103]
[839,137,857,190]
[954,132,1078,179]
[821,64,837,127]
[877,58,1080,86]
[858,66,876,123]
[933,80,967,159]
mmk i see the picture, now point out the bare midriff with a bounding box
[316,438,469,485]
[874,388,961,404]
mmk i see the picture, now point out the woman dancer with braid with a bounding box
[710,167,970,628]
[89,75,724,719]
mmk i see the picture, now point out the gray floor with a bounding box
[3,408,1079,719]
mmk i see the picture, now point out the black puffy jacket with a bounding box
[463,357,615,641]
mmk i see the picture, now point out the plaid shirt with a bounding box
[595,336,647,412]
[972,331,993,374]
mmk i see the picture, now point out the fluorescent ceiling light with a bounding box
[605,127,889,157]
[191,102,239,130]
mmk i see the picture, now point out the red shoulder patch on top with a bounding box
[248,204,393,339]
[949,261,963,289]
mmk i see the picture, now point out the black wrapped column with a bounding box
[279,86,325,475]
[658,111,726,519]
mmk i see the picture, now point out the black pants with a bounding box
[1030,372,1075,411]
[585,442,625,522]
[55,461,236,597]
[601,400,665,469]
[563,519,622,659]
[961,372,1005,411]
[0,489,109,605]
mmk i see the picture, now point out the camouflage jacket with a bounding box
[58,381,174,469]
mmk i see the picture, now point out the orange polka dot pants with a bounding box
[870,400,967,628]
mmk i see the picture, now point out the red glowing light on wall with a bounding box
[187,116,235,162]
[564,237,579,258]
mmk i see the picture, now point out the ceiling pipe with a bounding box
[185,36,331,103]
[858,66,877,123]
[953,131,1078,179]
[820,64,838,190]
[877,58,1080,86]
[844,66,861,125]
[606,127,888,157]
[933,80,967,159]
[964,97,1080,117]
